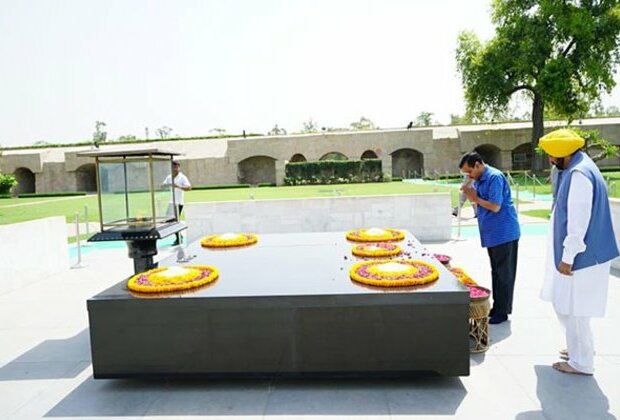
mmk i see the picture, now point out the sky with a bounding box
[1,0,619,147]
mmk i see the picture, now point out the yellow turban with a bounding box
[538,129,585,158]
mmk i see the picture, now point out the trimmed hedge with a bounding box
[284,159,383,185]
[192,184,251,190]
[18,191,87,198]
[258,183,276,188]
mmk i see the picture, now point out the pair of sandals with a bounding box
[552,349,593,376]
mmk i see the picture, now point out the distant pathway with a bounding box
[0,195,90,208]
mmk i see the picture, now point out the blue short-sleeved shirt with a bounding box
[474,165,520,248]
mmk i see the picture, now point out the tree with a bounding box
[456,1,620,172]
[93,121,107,148]
[156,126,173,139]
[572,127,619,162]
[588,102,620,117]
[301,118,319,133]
[210,128,226,136]
[350,116,375,130]
[414,111,434,127]
[450,113,474,125]
[268,124,287,135]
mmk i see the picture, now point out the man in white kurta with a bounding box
[539,128,619,375]
[541,171,610,374]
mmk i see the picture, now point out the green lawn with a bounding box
[0,195,100,225]
[521,209,552,220]
[2,175,616,227]
[0,182,455,225]
[510,172,620,198]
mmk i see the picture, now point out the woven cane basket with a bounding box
[469,286,491,319]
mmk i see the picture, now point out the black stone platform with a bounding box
[87,231,470,378]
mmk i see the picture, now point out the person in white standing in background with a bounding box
[163,160,192,246]
[539,128,619,376]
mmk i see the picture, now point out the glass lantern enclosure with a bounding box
[97,155,176,230]
[77,148,187,274]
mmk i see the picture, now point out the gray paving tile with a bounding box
[485,318,565,356]
[265,378,389,416]
[531,363,615,420]
[0,379,55,419]
[384,377,466,416]
[43,376,167,418]
[456,356,542,418]
[0,360,89,382]
[0,234,618,419]
[0,329,90,366]
[144,379,271,416]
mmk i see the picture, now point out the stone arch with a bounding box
[511,143,532,171]
[237,156,276,185]
[13,167,35,194]
[319,152,348,161]
[290,153,307,163]
[76,163,97,192]
[473,144,501,168]
[361,150,378,160]
[391,148,424,178]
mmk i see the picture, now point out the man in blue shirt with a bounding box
[459,152,521,324]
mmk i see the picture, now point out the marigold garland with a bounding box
[350,259,439,287]
[346,228,405,242]
[450,267,478,286]
[200,232,258,248]
[352,242,402,257]
[127,265,219,293]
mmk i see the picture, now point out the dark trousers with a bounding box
[487,239,519,315]
[175,204,184,242]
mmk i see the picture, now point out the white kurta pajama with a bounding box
[540,172,611,374]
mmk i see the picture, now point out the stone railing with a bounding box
[0,216,69,295]
[185,193,452,243]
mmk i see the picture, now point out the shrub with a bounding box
[0,173,18,195]
[18,191,87,198]
[192,184,251,190]
[284,159,382,185]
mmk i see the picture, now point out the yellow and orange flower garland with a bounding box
[449,267,477,286]
[127,265,219,293]
[200,232,258,248]
[352,242,402,258]
[449,266,489,299]
[350,259,439,287]
[346,228,404,242]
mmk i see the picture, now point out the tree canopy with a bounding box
[350,116,376,130]
[415,111,434,127]
[456,0,620,171]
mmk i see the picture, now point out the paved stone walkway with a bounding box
[2,229,619,419]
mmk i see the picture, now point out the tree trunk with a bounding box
[531,93,545,173]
